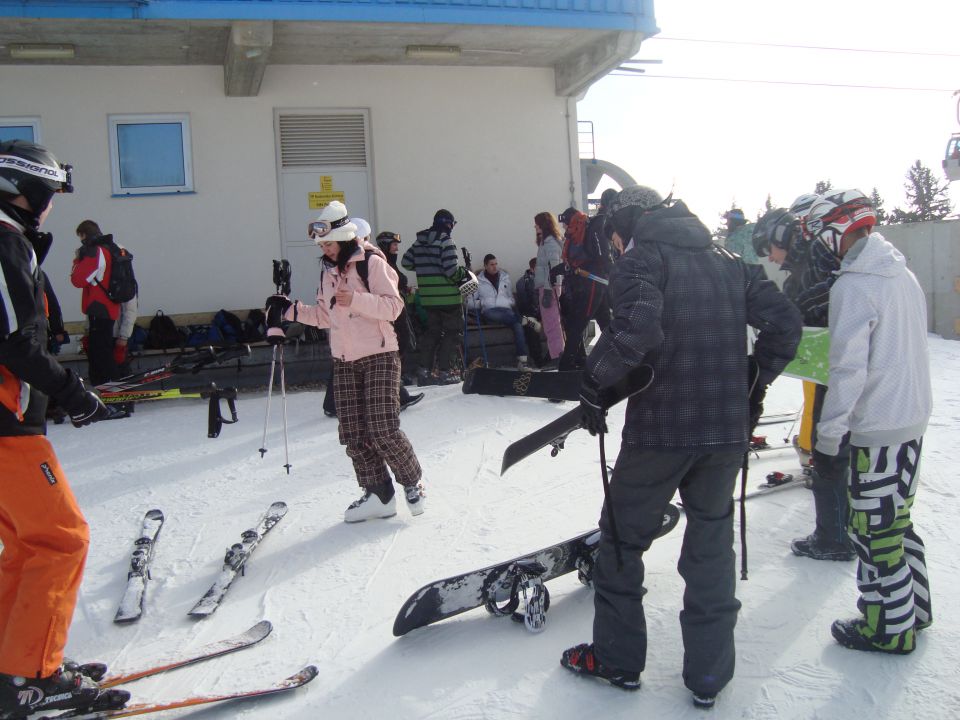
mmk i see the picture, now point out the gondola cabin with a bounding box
[945,134,960,182]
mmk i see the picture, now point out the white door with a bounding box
[275,110,374,303]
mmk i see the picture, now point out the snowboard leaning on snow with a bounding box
[393,503,681,637]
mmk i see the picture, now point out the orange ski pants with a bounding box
[0,435,89,678]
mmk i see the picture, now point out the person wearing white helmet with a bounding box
[267,201,426,523]
[807,189,932,655]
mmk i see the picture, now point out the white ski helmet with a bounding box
[805,189,876,257]
[0,139,73,224]
[788,193,822,242]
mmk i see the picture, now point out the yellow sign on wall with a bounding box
[308,176,345,209]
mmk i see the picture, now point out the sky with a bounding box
[577,0,960,228]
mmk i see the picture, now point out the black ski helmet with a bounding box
[607,184,665,241]
[752,208,800,258]
[0,140,73,226]
[433,209,456,231]
[376,230,400,254]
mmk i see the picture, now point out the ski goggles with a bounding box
[308,216,351,239]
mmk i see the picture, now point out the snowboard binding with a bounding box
[483,559,551,633]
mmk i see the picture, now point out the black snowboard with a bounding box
[500,364,654,475]
[393,503,681,637]
[462,367,583,401]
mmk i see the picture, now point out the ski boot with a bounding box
[0,666,129,719]
[560,644,640,690]
[750,435,770,451]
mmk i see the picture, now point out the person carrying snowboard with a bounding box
[559,184,801,708]
[269,201,426,522]
[0,140,117,717]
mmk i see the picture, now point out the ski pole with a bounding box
[279,344,291,474]
[259,345,277,458]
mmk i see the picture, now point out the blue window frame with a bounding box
[0,118,40,143]
[108,113,194,196]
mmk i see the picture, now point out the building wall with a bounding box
[0,63,578,321]
[879,219,960,341]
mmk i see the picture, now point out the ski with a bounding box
[114,509,164,624]
[462,367,584,401]
[38,664,317,719]
[101,388,202,405]
[100,620,273,688]
[756,410,800,426]
[96,345,251,395]
[738,474,810,502]
[188,501,288,618]
[500,364,655,475]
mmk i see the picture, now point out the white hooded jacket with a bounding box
[816,232,932,455]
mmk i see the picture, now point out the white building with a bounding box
[0,0,655,318]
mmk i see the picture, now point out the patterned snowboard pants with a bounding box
[848,438,931,652]
[333,352,422,491]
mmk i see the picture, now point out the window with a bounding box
[108,113,194,196]
[0,117,41,143]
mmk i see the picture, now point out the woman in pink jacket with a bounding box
[283,201,425,523]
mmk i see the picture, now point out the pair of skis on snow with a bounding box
[37,621,316,719]
[114,502,287,623]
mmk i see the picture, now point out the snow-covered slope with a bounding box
[52,336,960,718]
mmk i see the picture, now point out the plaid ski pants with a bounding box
[333,352,422,490]
[847,438,931,652]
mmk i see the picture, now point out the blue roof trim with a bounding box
[0,0,656,32]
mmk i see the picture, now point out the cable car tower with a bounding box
[944,90,960,182]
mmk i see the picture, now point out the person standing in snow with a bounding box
[532,211,565,367]
[268,201,425,523]
[559,185,801,708]
[805,189,932,655]
[401,209,468,385]
[752,196,856,562]
[0,140,115,717]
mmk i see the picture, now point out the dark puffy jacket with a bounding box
[587,201,802,453]
[0,217,82,435]
[792,240,840,327]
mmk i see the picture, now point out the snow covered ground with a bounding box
[53,336,960,719]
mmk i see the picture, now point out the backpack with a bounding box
[98,241,138,303]
[242,309,266,343]
[146,310,184,350]
[213,309,245,346]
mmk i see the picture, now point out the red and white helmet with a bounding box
[805,189,876,256]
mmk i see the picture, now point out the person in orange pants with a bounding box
[0,438,89,675]
[0,140,112,717]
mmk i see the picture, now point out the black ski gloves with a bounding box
[264,295,292,346]
[579,374,607,436]
[541,288,553,309]
[55,370,111,427]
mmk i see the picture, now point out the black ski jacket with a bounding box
[587,201,802,453]
[0,215,83,435]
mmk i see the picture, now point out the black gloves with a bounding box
[265,295,292,346]
[812,449,848,481]
[55,370,111,428]
[578,374,607,436]
[541,288,553,309]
